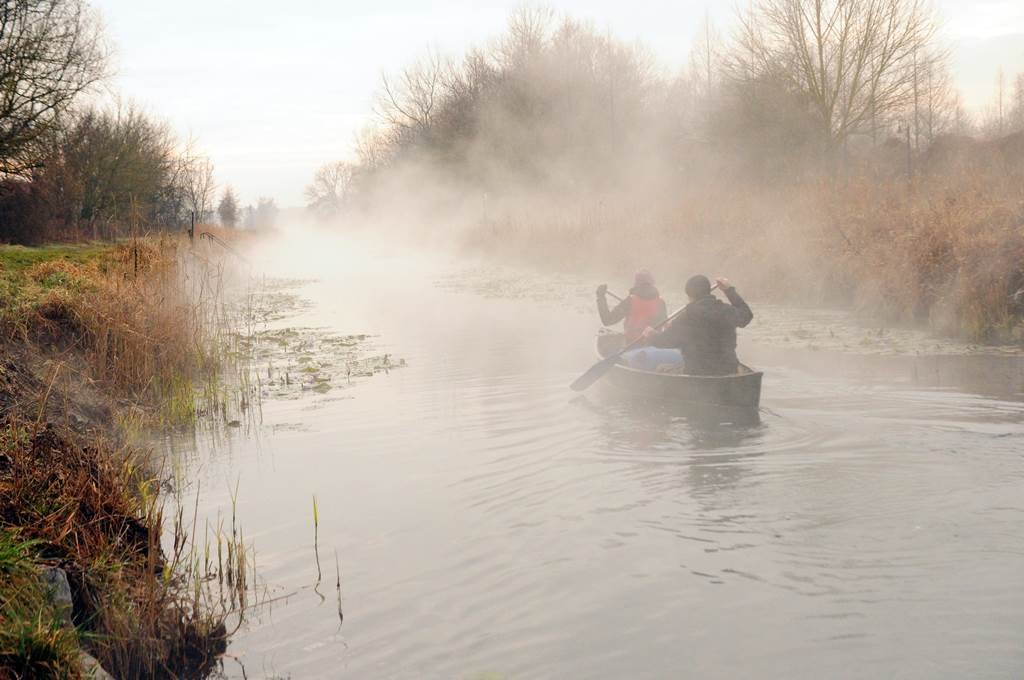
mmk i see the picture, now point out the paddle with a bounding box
[570,283,719,392]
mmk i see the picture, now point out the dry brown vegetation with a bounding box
[0,419,227,678]
[0,236,229,423]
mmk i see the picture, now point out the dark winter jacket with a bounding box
[650,288,753,375]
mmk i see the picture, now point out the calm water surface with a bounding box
[156,236,1024,679]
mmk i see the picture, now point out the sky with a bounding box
[90,0,1024,209]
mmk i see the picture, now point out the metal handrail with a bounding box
[198,231,249,262]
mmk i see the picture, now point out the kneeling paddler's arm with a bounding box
[653,299,668,326]
[724,288,753,328]
[598,295,629,326]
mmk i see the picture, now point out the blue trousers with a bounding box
[621,347,684,371]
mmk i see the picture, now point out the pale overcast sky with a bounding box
[90,1,1024,208]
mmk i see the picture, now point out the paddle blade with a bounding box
[569,355,619,392]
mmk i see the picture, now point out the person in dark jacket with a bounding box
[596,269,668,343]
[643,274,753,376]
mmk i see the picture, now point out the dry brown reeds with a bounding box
[0,419,227,678]
[1,235,231,422]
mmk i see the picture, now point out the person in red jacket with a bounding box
[596,269,668,343]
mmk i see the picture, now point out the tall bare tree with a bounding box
[178,141,215,221]
[1013,73,1024,133]
[691,11,721,100]
[305,161,352,218]
[909,47,955,148]
[0,0,109,176]
[729,0,940,157]
[375,50,447,135]
[996,67,1005,136]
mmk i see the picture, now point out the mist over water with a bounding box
[154,227,1024,679]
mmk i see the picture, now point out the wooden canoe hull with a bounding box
[596,333,763,409]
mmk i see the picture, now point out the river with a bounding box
[155,232,1024,679]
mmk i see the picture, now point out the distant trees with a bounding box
[252,197,277,230]
[57,103,176,237]
[0,99,223,243]
[309,1,1020,241]
[304,161,352,218]
[979,68,1024,138]
[356,8,659,199]
[0,0,248,244]
[217,187,238,227]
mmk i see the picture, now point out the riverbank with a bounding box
[0,238,232,678]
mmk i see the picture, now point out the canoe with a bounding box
[595,332,763,409]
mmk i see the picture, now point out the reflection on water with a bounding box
[157,235,1024,680]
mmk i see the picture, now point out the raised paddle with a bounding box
[570,283,720,392]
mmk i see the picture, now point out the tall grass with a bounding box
[0,234,240,423]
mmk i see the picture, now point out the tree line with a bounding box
[307,0,1024,220]
[0,0,274,245]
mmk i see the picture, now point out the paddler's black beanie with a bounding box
[685,274,712,299]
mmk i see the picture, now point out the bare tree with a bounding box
[909,47,955,148]
[729,0,941,158]
[217,186,238,227]
[305,161,352,218]
[353,124,388,171]
[690,11,721,100]
[996,67,1005,136]
[496,5,554,71]
[1013,72,1024,133]
[375,50,448,134]
[981,67,1011,138]
[0,0,109,176]
[178,141,215,221]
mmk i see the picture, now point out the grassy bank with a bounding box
[0,237,235,678]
